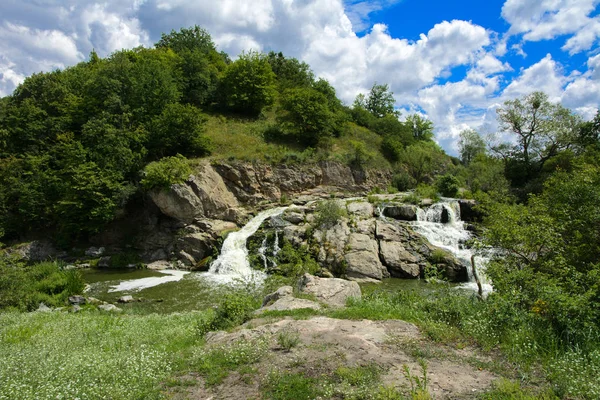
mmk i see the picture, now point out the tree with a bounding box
[365,83,398,118]
[219,51,277,115]
[495,92,581,168]
[401,141,445,183]
[405,114,434,141]
[156,26,216,55]
[147,103,211,159]
[266,51,314,89]
[577,109,600,148]
[458,129,486,165]
[278,87,335,146]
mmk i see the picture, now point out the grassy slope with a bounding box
[202,111,390,170]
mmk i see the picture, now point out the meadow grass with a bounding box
[0,310,202,400]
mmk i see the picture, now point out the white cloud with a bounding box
[501,0,600,54]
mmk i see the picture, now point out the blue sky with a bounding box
[0,0,599,154]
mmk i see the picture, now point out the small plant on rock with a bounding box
[277,329,301,351]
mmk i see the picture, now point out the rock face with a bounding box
[259,286,321,312]
[344,233,387,281]
[297,274,361,308]
[383,205,418,221]
[458,199,481,222]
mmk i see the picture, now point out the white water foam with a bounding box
[203,207,288,285]
[108,270,189,292]
[411,200,494,296]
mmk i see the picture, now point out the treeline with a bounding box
[0,25,446,244]
[454,92,600,351]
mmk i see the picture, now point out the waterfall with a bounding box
[412,200,493,296]
[258,236,268,270]
[205,207,288,284]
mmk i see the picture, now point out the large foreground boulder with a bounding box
[297,274,361,308]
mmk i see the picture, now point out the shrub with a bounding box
[141,155,192,190]
[314,200,347,229]
[0,258,85,310]
[436,174,460,197]
[277,330,301,351]
[392,171,416,191]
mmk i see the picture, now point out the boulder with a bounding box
[282,211,305,224]
[375,221,408,242]
[36,303,52,312]
[98,256,111,268]
[283,225,307,247]
[98,304,123,313]
[149,183,203,224]
[346,201,374,218]
[11,240,58,262]
[262,286,294,307]
[147,260,171,270]
[118,295,135,303]
[68,296,86,305]
[188,163,241,222]
[261,297,321,312]
[383,205,418,221]
[440,207,451,224]
[379,241,421,278]
[85,247,105,257]
[458,199,481,222]
[344,233,386,281]
[297,274,361,308]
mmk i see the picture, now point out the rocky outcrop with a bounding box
[344,233,388,281]
[260,286,321,312]
[383,205,418,221]
[297,274,361,307]
[458,199,481,222]
[149,162,244,224]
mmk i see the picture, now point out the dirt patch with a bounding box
[168,316,497,399]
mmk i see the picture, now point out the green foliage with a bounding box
[405,114,434,141]
[480,379,558,400]
[0,311,200,399]
[458,128,486,165]
[267,51,314,89]
[141,155,192,190]
[191,338,267,386]
[274,242,321,278]
[314,200,347,229]
[276,329,301,351]
[219,51,277,115]
[364,83,399,118]
[278,87,336,146]
[263,372,321,400]
[147,103,211,158]
[483,164,600,346]
[196,290,261,335]
[436,174,460,197]
[392,170,416,191]
[0,258,84,311]
[465,154,510,195]
[401,141,445,184]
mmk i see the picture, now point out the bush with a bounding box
[314,200,347,229]
[436,174,460,197]
[392,171,416,191]
[0,258,85,311]
[141,155,192,190]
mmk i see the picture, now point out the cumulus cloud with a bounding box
[501,0,600,54]
[0,0,597,153]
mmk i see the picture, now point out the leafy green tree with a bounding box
[278,87,335,146]
[405,114,434,141]
[267,51,314,89]
[219,51,276,115]
[458,129,486,165]
[484,164,600,341]
[401,141,444,183]
[156,25,216,55]
[465,154,510,195]
[577,109,600,148]
[365,83,398,118]
[147,103,211,158]
[141,155,192,190]
[436,174,460,197]
[495,92,581,169]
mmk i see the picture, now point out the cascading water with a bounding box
[411,200,493,296]
[204,207,288,284]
